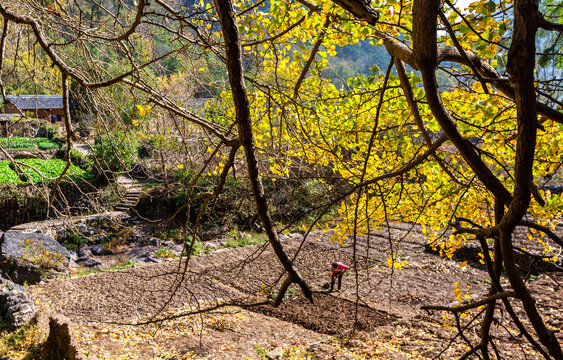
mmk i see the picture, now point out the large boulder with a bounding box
[0,232,71,285]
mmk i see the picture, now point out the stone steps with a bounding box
[114,176,144,213]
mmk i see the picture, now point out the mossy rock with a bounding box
[0,232,71,285]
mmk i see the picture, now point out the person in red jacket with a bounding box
[330,261,349,292]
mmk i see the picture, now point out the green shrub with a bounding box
[0,163,22,183]
[154,247,176,259]
[154,228,184,244]
[21,239,66,269]
[69,149,90,170]
[185,238,207,255]
[100,183,121,207]
[36,124,59,139]
[61,228,88,252]
[224,230,267,248]
[37,141,57,150]
[91,132,137,178]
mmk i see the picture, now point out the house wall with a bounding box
[4,104,64,122]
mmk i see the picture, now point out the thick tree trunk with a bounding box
[412,0,562,357]
[478,199,505,359]
[412,0,511,203]
[500,0,563,357]
[213,0,313,301]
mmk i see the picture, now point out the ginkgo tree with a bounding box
[0,0,561,358]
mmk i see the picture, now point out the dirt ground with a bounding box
[25,222,563,359]
[252,293,396,334]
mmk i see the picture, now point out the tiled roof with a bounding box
[6,95,63,110]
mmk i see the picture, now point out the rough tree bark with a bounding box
[213,0,313,302]
[499,0,563,357]
[412,0,512,204]
[410,0,562,357]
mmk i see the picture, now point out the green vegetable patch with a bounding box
[0,137,58,150]
[0,159,93,184]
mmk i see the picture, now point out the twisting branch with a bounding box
[410,0,561,357]
[122,79,233,143]
[214,0,313,302]
[519,220,563,248]
[538,12,563,32]
[0,20,8,101]
[422,292,516,313]
[436,45,563,125]
[454,312,482,360]
[324,1,563,125]
[0,0,235,145]
[329,0,379,24]
[0,3,234,149]
[499,0,563,355]
[112,0,147,42]
[478,236,552,359]
[412,0,513,204]
[395,58,467,186]
[438,9,489,94]
[451,223,498,238]
[477,199,506,360]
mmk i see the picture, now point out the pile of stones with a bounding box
[0,275,36,329]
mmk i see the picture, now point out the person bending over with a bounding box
[330,261,349,292]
